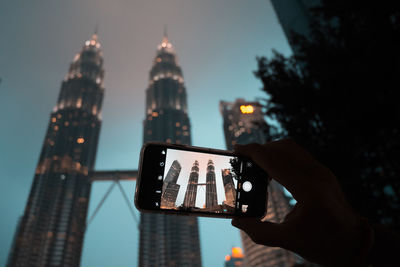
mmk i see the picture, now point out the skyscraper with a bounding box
[139,33,201,267]
[271,0,321,56]
[221,169,236,208]
[183,160,200,208]
[220,99,298,267]
[220,99,268,149]
[205,160,218,209]
[161,160,182,209]
[8,33,104,267]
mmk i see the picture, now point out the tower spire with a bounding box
[92,24,99,42]
[162,25,168,44]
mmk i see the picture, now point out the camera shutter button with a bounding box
[242,181,252,192]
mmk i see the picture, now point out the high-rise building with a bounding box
[220,99,269,149]
[161,160,182,209]
[139,33,201,267]
[205,160,218,209]
[8,33,104,267]
[221,169,236,208]
[183,160,200,208]
[271,0,321,56]
[224,247,244,267]
[220,99,298,267]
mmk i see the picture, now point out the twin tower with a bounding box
[8,33,203,267]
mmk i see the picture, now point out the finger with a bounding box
[231,217,286,247]
[234,140,328,201]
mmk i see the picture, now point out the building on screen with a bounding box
[161,160,182,209]
[221,169,236,208]
[183,160,200,208]
[205,160,218,209]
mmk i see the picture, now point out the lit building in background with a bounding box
[183,160,200,208]
[224,247,244,267]
[220,99,269,149]
[220,99,298,267]
[139,33,202,267]
[7,33,105,267]
[161,160,182,209]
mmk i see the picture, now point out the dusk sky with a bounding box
[0,0,292,266]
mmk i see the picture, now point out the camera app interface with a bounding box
[159,148,242,214]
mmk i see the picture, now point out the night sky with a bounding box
[0,0,292,266]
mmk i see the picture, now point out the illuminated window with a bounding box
[51,117,56,123]
[240,105,254,114]
[57,114,62,119]
[166,138,172,143]
[77,137,85,144]
[65,121,69,126]
[54,126,59,131]
[156,58,162,62]
[152,112,158,117]
[182,125,188,130]
[183,131,189,136]
[175,122,180,127]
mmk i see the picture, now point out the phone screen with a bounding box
[161,148,240,214]
[136,144,269,217]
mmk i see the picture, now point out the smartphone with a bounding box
[135,142,270,218]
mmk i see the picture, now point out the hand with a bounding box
[231,140,373,267]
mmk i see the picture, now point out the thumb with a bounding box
[232,218,286,248]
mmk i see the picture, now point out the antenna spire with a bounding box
[162,25,168,44]
[164,25,168,39]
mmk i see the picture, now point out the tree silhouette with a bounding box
[256,1,400,229]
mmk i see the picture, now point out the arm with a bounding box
[231,140,399,267]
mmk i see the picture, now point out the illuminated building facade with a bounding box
[224,247,244,267]
[205,160,218,209]
[8,34,104,267]
[183,160,200,208]
[221,169,236,208]
[161,160,182,209]
[220,99,298,267]
[220,99,268,149]
[139,34,201,267]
